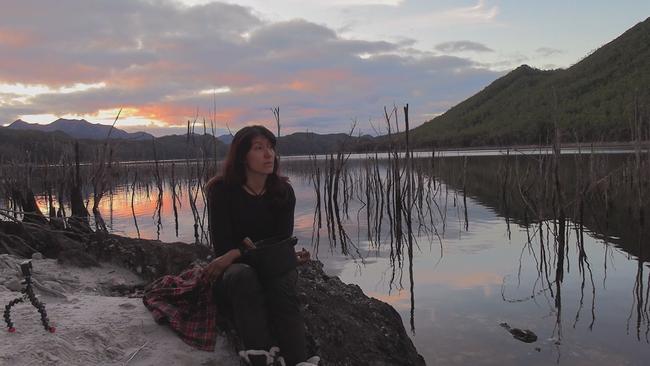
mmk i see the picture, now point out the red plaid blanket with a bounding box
[142,266,219,351]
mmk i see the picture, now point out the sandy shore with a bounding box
[0,254,239,366]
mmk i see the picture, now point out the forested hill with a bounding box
[0,128,227,163]
[0,127,367,162]
[410,17,650,148]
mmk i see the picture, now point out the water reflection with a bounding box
[288,153,650,365]
[1,152,650,365]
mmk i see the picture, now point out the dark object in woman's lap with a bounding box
[240,236,299,278]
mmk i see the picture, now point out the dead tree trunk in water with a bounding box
[69,141,90,232]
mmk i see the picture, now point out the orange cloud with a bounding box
[295,68,367,91]
[0,28,36,47]
[130,104,246,126]
[0,58,105,86]
[115,60,193,89]
[287,80,314,92]
[234,69,363,96]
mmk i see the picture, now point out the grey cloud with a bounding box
[414,55,476,72]
[1,0,501,133]
[482,53,530,70]
[536,47,564,57]
[0,105,45,125]
[28,87,174,115]
[336,21,357,34]
[435,41,494,53]
[249,19,337,49]
[395,37,417,47]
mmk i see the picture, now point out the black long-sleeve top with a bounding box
[207,179,296,257]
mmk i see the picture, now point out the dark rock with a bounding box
[297,261,426,366]
[499,322,538,343]
[0,220,86,259]
[0,222,212,281]
[57,248,100,268]
[84,232,213,281]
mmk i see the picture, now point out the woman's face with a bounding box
[245,136,275,177]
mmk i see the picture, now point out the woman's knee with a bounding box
[264,270,298,296]
[264,270,301,310]
[222,263,262,296]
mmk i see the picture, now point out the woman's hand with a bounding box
[296,248,311,265]
[203,249,241,283]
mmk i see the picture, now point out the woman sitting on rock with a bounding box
[204,125,318,366]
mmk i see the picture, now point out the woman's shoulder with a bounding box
[206,177,235,198]
[274,177,295,204]
[276,177,294,194]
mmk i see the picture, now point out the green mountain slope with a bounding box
[412,17,650,147]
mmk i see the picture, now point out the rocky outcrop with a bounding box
[1,221,426,365]
[0,221,212,280]
[84,232,213,281]
[297,261,426,366]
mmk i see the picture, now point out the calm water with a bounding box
[6,154,650,366]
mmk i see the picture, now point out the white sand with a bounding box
[0,254,239,366]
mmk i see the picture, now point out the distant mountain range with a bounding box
[217,134,234,144]
[0,127,227,163]
[408,16,650,147]
[0,121,371,162]
[7,118,154,141]
[1,114,375,161]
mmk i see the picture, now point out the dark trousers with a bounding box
[214,263,307,365]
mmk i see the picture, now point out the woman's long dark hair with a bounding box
[206,125,290,205]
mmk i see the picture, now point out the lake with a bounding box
[2,150,649,366]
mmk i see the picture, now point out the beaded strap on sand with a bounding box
[238,346,281,366]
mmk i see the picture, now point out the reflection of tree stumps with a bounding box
[405,105,417,332]
[627,234,648,342]
[152,139,163,241]
[502,150,511,240]
[70,141,90,233]
[12,187,46,224]
[171,163,179,238]
[553,244,564,344]
[130,171,141,239]
[310,156,322,256]
[93,207,107,233]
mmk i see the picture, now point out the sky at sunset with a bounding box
[1,0,649,136]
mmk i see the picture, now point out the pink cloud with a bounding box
[0,28,37,47]
[0,58,106,86]
[0,0,499,134]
